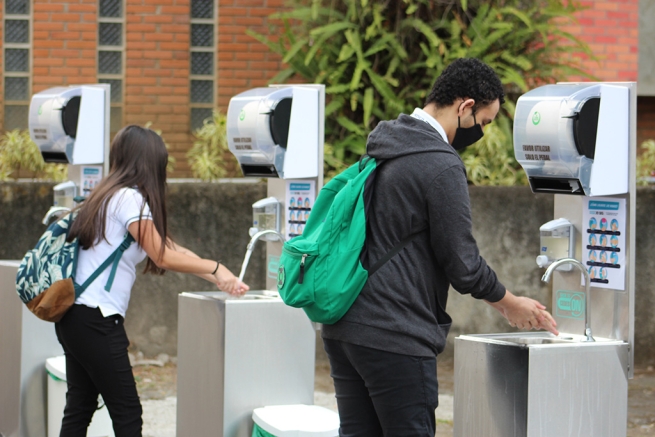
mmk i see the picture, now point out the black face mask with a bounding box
[451,113,484,150]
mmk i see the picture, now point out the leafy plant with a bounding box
[460,101,527,186]
[186,110,239,181]
[249,0,595,183]
[0,130,67,181]
[637,139,655,185]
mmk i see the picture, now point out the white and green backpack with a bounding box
[16,212,134,322]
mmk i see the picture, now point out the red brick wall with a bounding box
[32,0,97,93]
[2,0,649,177]
[562,0,639,82]
[125,0,193,175]
[216,0,285,111]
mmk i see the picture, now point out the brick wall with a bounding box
[32,0,97,93]
[125,0,194,175]
[216,0,285,110]
[1,0,649,178]
[562,0,639,82]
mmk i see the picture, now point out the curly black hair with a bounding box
[424,58,505,111]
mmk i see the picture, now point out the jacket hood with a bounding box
[366,113,459,161]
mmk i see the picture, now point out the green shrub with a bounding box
[186,110,239,181]
[0,130,67,181]
[249,0,594,183]
[637,139,655,185]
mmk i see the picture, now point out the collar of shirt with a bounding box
[410,108,449,144]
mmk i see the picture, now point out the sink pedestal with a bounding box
[176,291,316,437]
[1,261,64,437]
[454,332,628,437]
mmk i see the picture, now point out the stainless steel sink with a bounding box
[464,331,622,347]
[491,336,573,345]
[194,290,280,301]
[454,331,629,437]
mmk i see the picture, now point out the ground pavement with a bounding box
[132,355,655,437]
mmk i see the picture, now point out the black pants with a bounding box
[323,338,439,437]
[55,305,142,437]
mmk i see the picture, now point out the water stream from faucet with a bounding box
[238,249,253,283]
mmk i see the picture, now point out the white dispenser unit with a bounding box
[227,86,320,179]
[514,84,629,196]
[536,218,575,271]
[250,196,281,238]
[52,180,77,209]
[29,85,108,166]
[28,84,111,223]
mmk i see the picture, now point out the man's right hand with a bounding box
[486,290,559,336]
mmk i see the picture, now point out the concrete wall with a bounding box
[2,182,654,365]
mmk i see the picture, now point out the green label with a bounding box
[239,109,246,121]
[532,111,541,125]
[267,255,280,279]
[277,266,285,288]
[555,290,585,320]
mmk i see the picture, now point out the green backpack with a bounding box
[277,156,424,324]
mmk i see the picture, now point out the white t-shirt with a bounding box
[75,188,152,317]
[410,108,449,143]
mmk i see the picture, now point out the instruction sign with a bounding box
[80,165,103,197]
[581,197,626,290]
[285,180,315,241]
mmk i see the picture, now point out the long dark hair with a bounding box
[68,125,169,275]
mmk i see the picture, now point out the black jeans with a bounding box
[55,305,142,437]
[323,338,439,437]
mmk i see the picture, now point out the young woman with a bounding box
[55,125,248,437]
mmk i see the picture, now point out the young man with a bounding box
[321,58,558,436]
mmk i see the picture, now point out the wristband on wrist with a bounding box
[211,261,220,275]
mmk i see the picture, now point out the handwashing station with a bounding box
[454,82,637,437]
[176,85,339,437]
[0,84,114,437]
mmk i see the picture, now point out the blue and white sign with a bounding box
[582,196,626,291]
[285,179,315,241]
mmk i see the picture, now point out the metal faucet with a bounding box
[42,206,71,225]
[542,258,595,342]
[238,229,285,283]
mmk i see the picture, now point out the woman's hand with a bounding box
[213,263,249,296]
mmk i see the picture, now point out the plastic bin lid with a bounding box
[252,405,339,437]
[45,355,67,381]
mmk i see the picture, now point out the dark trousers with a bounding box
[323,338,439,437]
[55,305,142,437]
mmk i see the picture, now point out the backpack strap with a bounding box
[362,152,434,277]
[74,232,135,298]
[368,227,427,276]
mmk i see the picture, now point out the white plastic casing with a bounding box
[514,84,629,197]
[226,87,319,179]
[29,85,106,165]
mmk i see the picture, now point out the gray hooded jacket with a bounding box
[321,113,506,357]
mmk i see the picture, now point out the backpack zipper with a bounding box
[298,254,309,284]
